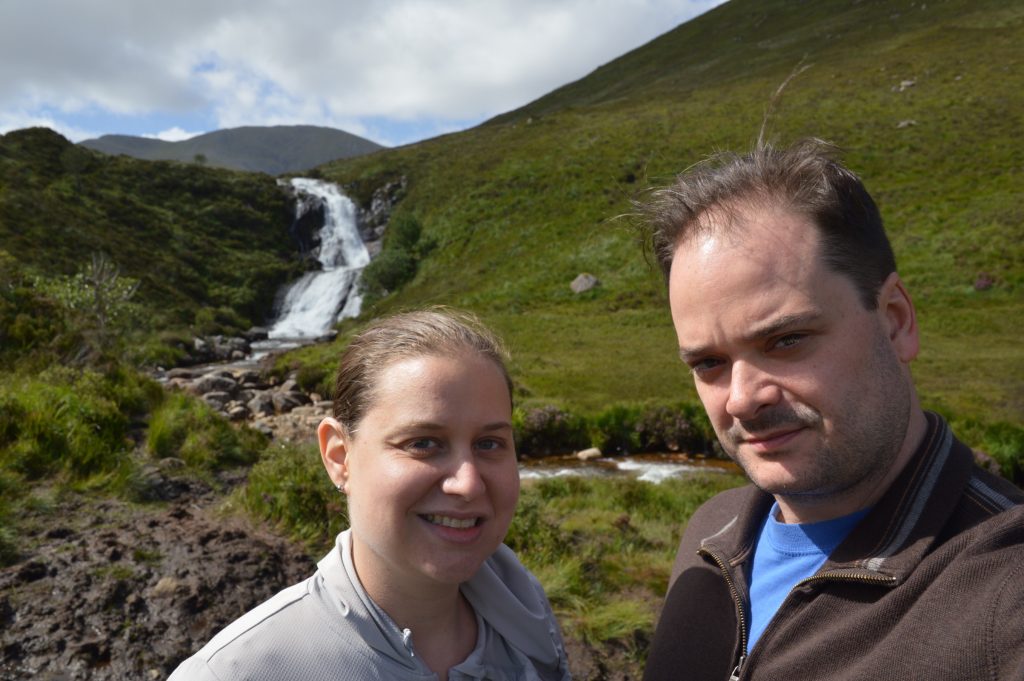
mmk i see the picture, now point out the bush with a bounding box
[0,368,151,480]
[514,405,589,456]
[147,392,265,470]
[237,442,346,547]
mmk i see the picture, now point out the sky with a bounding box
[0,0,725,148]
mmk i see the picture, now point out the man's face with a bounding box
[668,205,915,522]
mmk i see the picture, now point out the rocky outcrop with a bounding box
[164,366,330,443]
[354,177,407,258]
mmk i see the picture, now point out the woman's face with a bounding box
[319,352,519,592]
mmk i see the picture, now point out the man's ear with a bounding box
[878,272,919,363]
[318,417,350,492]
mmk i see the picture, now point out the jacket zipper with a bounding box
[699,547,748,679]
[795,570,897,589]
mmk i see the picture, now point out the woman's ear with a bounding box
[878,272,920,363]
[318,417,350,493]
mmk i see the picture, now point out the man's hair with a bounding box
[332,307,512,431]
[641,138,897,309]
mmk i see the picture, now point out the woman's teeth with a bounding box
[424,514,477,529]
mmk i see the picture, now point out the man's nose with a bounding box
[725,360,781,421]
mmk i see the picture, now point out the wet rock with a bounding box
[243,327,269,342]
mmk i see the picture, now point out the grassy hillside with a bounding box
[0,127,302,353]
[80,125,384,175]
[285,0,1022,444]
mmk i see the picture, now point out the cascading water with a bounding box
[268,179,370,339]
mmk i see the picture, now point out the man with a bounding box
[639,139,1024,681]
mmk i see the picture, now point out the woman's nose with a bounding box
[441,457,486,500]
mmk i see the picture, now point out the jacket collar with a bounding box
[701,413,971,582]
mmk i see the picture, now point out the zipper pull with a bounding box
[728,655,746,681]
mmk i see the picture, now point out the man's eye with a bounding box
[689,358,723,375]
[774,334,804,350]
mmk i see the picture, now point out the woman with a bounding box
[170,309,570,681]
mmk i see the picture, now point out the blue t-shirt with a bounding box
[747,503,870,652]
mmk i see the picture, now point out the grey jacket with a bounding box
[170,530,570,681]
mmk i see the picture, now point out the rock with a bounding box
[570,273,600,294]
[164,368,199,380]
[190,374,238,397]
[252,421,275,437]
[201,391,232,409]
[227,405,250,422]
[279,378,299,393]
[243,326,269,342]
[150,576,184,599]
[247,394,276,418]
[896,119,918,129]
[271,391,311,414]
[576,447,602,461]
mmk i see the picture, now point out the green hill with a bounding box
[286,0,1022,437]
[0,127,301,356]
[80,124,384,175]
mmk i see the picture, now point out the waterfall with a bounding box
[268,179,370,339]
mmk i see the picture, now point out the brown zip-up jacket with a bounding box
[644,413,1024,681]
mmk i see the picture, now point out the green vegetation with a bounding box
[358,213,434,304]
[507,474,745,644]
[0,127,300,350]
[274,0,1021,467]
[1,0,1022,671]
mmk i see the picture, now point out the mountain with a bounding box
[80,124,384,175]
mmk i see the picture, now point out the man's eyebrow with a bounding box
[677,311,824,362]
[741,311,823,343]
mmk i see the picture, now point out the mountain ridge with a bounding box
[80,124,384,175]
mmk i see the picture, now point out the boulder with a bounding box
[190,374,238,397]
[570,273,600,294]
[247,393,276,417]
[576,447,602,461]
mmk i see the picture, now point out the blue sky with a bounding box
[0,1,725,148]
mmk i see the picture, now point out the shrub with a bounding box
[147,392,265,470]
[237,442,346,547]
[514,405,589,456]
[0,369,142,480]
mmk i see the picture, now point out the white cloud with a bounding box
[147,127,204,142]
[0,0,725,144]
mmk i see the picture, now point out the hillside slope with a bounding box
[81,125,384,175]
[304,0,1022,431]
[0,128,300,338]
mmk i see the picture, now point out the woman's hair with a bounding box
[331,307,512,431]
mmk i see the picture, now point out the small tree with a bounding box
[35,253,142,366]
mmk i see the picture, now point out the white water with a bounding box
[269,179,370,339]
[518,456,727,484]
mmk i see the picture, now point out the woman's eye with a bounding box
[406,437,440,452]
[476,438,504,452]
